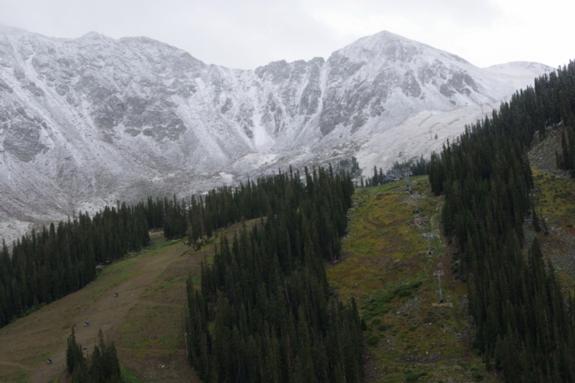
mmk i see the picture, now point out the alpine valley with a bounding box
[0,25,551,242]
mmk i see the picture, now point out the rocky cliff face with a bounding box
[0,26,551,241]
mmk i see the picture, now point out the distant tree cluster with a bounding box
[185,168,364,383]
[66,328,122,383]
[363,156,428,187]
[0,204,150,327]
[143,184,280,243]
[365,166,386,187]
[429,62,575,381]
[143,196,188,239]
[146,166,352,249]
[535,61,575,176]
[332,157,362,179]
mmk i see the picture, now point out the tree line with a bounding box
[185,167,365,383]
[0,203,150,327]
[538,61,575,176]
[428,61,575,381]
[145,166,351,249]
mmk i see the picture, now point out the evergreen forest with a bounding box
[428,61,575,381]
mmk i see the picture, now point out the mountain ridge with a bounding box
[0,25,552,242]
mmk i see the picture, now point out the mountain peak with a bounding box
[335,30,471,67]
[79,31,113,41]
[346,30,417,51]
[367,30,410,42]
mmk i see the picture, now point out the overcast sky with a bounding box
[0,0,572,69]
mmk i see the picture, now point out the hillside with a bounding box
[426,61,575,381]
[3,167,573,383]
[529,127,575,293]
[533,170,575,292]
[329,177,495,382]
[0,223,251,383]
[0,177,497,383]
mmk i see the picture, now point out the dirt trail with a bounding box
[0,238,189,383]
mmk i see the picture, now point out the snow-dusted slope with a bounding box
[485,61,552,89]
[0,26,551,242]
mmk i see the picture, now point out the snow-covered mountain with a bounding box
[0,26,551,241]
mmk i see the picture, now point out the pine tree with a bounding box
[65,328,122,382]
[66,327,85,375]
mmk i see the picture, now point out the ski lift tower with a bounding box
[404,170,412,194]
[433,263,444,303]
